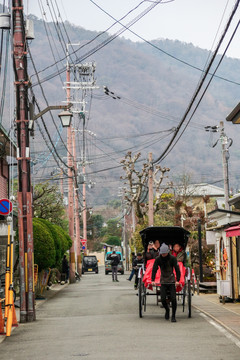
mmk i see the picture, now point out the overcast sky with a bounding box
[24,0,240,59]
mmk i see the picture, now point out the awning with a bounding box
[225,225,240,237]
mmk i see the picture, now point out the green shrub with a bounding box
[33,218,72,270]
[34,219,62,269]
[52,225,72,263]
[33,218,56,272]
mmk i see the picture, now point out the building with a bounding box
[206,205,240,301]
[0,125,16,273]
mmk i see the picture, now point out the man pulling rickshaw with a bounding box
[151,243,180,322]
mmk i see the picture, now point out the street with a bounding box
[1,267,240,360]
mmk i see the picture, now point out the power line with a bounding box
[31,1,162,86]
[103,87,206,130]
[30,0,152,79]
[152,0,240,165]
[89,0,240,87]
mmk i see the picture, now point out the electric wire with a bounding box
[152,0,240,165]
[30,0,153,78]
[103,88,206,131]
[28,45,73,159]
[31,1,162,86]
[89,0,240,87]
[38,0,65,85]
[157,14,240,164]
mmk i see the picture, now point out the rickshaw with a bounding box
[137,226,192,319]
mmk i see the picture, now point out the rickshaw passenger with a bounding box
[151,243,180,323]
[171,243,186,264]
[144,240,160,263]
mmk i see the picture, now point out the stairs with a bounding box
[199,282,217,293]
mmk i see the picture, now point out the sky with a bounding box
[23,0,240,59]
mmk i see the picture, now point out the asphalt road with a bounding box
[1,267,240,359]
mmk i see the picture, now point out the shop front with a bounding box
[207,209,240,301]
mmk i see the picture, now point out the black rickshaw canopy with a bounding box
[139,226,190,252]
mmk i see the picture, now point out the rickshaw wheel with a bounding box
[187,279,192,318]
[182,280,186,312]
[138,276,146,318]
[139,277,143,318]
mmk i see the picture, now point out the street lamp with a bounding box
[58,110,73,127]
[32,104,73,124]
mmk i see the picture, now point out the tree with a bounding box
[33,182,67,230]
[106,235,121,246]
[107,199,121,209]
[120,151,171,224]
[33,218,56,272]
[101,218,121,239]
[33,218,72,269]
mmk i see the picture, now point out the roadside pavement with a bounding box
[192,292,240,340]
[0,282,68,343]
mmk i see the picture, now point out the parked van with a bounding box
[82,255,98,274]
[105,251,124,275]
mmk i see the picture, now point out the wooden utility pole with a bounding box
[148,153,154,226]
[12,0,35,322]
[198,219,203,282]
[72,129,81,273]
[66,46,75,283]
[82,164,87,254]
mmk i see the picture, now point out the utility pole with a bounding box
[82,162,87,253]
[132,206,136,254]
[66,45,76,283]
[64,58,98,255]
[198,219,203,282]
[220,121,230,210]
[72,131,81,273]
[148,152,154,226]
[205,122,232,210]
[12,1,35,322]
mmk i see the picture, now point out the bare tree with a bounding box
[120,151,171,223]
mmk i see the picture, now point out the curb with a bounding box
[193,304,240,341]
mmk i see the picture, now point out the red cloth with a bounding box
[142,259,185,292]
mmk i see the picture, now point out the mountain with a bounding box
[16,16,240,203]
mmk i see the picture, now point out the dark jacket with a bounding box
[132,257,144,269]
[151,254,180,284]
[144,248,159,263]
[62,258,69,273]
[108,253,120,266]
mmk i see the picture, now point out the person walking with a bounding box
[62,255,69,283]
[132,252,144,290]
[151,243,180,322]
[126,252,136,281]
[108,250,120,282]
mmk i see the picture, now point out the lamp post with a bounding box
[33,104,73,121]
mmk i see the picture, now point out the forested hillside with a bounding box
[26,16,240,203]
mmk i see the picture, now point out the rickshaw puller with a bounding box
[151,243,180,322]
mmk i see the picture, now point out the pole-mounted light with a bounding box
[58,109,73,127]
